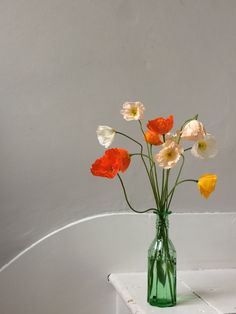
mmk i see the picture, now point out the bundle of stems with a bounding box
[116,117,198,217]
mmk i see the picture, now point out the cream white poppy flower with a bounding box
[155,140,184,169]
[96,126,116,148]
[191,134,218,159]
[181,120,206,141]
[121,102,145,121]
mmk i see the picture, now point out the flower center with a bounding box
[198,141,207,151]
[165,149,176,161]
[130,107,137,116]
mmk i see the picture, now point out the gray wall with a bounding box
[0,0,235,267]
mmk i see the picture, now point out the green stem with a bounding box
[164,169,170,212]
[130,153,160,201]
[184,147,192,152]
[167,154,185,209]
[157,218,174,302]
[116,131,143,147]
[167,179,198,199]
[129,153,153,162]
[149,245,158,294]
[160,169,166,208]
[117,173,158,214]
[164,230,174,303]
[147,144,160,203]
[150,145,161,201]
[138,120,160,207]
[116,129,158,208]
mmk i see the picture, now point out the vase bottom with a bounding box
[148,298,176,308]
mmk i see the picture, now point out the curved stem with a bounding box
[167,179,198,198]
[184,147,192,152]
[116,129,158,207]
[180,115,199,132]
[167,154,185,209]
[129,153,153,162]
[115,131,143,147]
[117,173,158,214]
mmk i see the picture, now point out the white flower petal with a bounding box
[191,134,218,159]
[120,101,145,121]
[155,140,183,169]
[181,120,206,141]
[96,125,115,148]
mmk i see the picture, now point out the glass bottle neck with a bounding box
[156,214,169,236]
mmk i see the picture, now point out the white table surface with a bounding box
[109,270,236,314]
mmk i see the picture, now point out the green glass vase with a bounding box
[147,214,176,307]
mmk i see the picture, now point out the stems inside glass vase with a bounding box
[147,214,176,307]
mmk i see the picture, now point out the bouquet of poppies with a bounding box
[91,102,217,216]
[91,101,218,307]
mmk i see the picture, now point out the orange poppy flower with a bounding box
[147,115,174,135]
[144,130,163,146]
[90,155,119,179]
[91,148,130,179]
[105,148,130,173]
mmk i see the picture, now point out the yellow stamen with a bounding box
[130,107,137,116]
[198,141,207,151]
[165,150,176,161]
